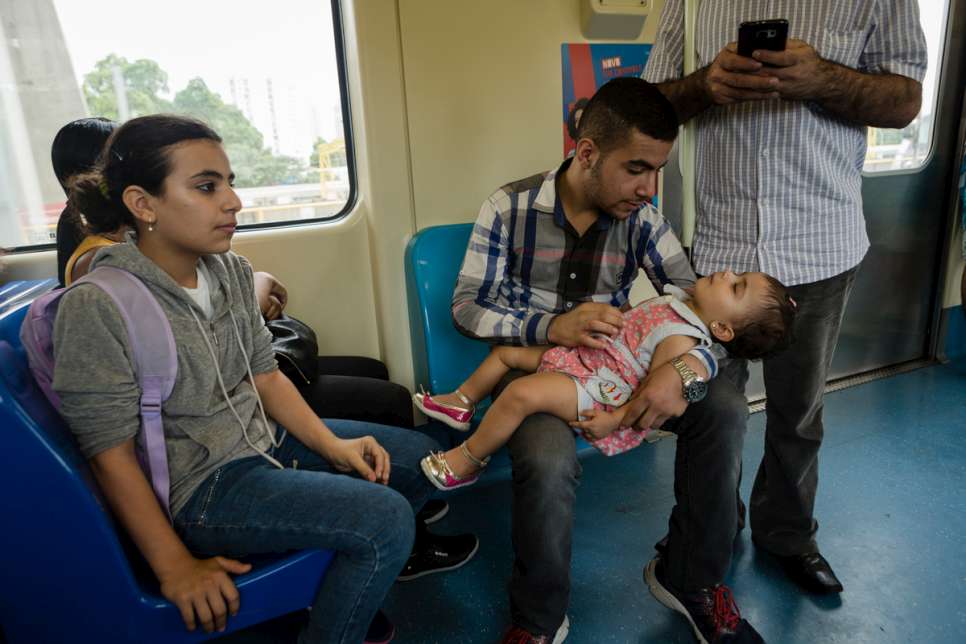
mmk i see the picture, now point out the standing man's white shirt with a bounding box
[644,0,927,285]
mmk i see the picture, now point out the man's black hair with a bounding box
[576,77,678,153]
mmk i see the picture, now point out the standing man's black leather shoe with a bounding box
[775,552,843,594]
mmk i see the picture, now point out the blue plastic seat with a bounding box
[405,224,490,416]
[0,281,334,644]
[405,225,594,456]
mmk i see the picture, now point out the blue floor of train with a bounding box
[385,356,966,643]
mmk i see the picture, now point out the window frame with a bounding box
[233,0,358,234]
[5,0,356,254]
[861,0,951,178]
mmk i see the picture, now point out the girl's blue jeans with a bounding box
[174,419,439,644]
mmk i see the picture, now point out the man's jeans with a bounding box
[499,370,747,636]
[175,420,438,644]
[720,267,858,556]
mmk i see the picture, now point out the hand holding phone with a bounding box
[737,19,788,59]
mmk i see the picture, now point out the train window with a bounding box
[864,0,949,174]
[0,0,353,251]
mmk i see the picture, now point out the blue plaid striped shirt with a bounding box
[452,160,718,379]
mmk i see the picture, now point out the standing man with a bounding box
[454,78,764,644]
[644,1,927,595]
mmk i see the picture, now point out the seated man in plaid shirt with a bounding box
[452,78,762,644]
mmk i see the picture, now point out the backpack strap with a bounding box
[19,289,65,410]
[79,267,177,521]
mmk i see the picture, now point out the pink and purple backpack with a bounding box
[19,266,177,519]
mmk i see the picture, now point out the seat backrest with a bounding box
[0,297,150,628]
[0,278,58,319]
[405,224,489,396]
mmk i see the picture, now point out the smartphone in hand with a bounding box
[737,19,788,58]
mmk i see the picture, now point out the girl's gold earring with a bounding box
[148,222,155,232]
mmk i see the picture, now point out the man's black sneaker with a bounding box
[416,499,449,525]
[397,531,478,581]
[644,557,764,644]
[364,609,395,644]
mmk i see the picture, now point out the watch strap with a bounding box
[670,356,699,386]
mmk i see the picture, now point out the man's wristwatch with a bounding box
[670,357,708,403]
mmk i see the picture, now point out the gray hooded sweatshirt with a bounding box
[52,240,278,518]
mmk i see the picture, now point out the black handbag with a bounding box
[267,314,319,386]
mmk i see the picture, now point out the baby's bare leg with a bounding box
[440,345,550,407]
[445,371,577,477]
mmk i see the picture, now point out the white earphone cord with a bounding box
[188,306,285,470]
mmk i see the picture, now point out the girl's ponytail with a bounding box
[67,170,135,235]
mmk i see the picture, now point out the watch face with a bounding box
[685,380,708,403]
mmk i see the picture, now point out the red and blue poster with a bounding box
[561,43,652,156]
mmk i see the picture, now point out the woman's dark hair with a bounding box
[68,114,222,235]
[721,275,797,361]
[51,118,118,194]
[576,77,679,154]
[566,97,589,141]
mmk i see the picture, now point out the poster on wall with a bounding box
[561,43,652,156]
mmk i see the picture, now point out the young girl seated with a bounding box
[415,272,796,490]
[53,114,439,643]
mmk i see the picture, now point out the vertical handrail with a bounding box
[679,0,700,252]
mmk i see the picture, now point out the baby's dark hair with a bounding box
[68,114,222,235]
[51,117,118,195]
[720,275,797,360]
